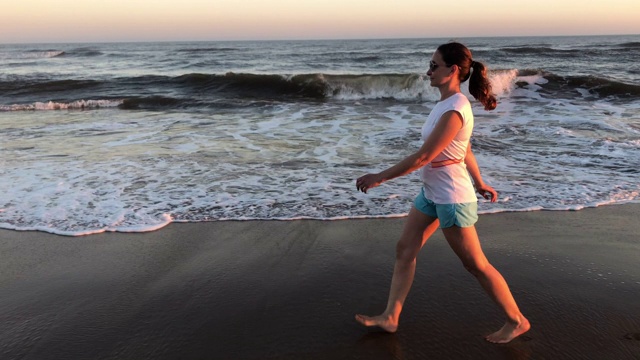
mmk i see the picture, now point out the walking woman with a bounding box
[355,42,530,344]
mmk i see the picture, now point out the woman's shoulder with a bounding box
[450,92,471,105]
[437,93,470,112]
[445,93,473,126]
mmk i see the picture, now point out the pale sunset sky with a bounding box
[2,0,639,43]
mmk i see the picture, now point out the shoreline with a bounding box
[3,201,639,237]
[1,204,639,359]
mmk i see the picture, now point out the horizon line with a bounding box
[1,33,639,45]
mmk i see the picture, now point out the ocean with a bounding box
[1,35,639,236]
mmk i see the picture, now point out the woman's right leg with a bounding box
[355,206,439,332]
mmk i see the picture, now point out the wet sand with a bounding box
[1,204,639,359]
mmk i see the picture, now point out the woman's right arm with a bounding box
[356,110,463,193]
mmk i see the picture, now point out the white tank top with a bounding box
[420,93,477,204]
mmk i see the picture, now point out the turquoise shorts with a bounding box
[413,188,478,229]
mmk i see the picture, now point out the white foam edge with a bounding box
[0,99,124,111]
[0,213,173,237]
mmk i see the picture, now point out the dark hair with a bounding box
[437,42,497,111]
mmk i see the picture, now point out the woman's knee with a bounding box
[461,258,490,277]
[394,209,437,262]
[395,237,420,262]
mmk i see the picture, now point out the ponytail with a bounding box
[468,61,497,111]
[437,42,497,111]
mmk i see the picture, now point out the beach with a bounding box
[1,204,639,360]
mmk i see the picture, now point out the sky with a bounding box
[2,0,640,43]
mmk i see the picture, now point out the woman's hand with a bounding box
[475,183,498,202]
[356,173,383,193]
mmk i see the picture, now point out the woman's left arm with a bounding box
[465,143,498,202]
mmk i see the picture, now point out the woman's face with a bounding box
[427,51,453,87]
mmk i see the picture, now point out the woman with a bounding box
[354,42,530,344]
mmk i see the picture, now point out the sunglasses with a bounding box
[429,60,451,72]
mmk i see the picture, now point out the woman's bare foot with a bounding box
[485,316,530,344]
[355,314,398,333]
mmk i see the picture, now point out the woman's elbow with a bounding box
[415,153,432,168]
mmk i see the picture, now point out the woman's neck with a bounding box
[438,79,460,101]
[438,85,460,101]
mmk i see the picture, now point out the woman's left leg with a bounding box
[441,225,530,343]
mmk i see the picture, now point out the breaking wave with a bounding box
[2,70,639,112]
